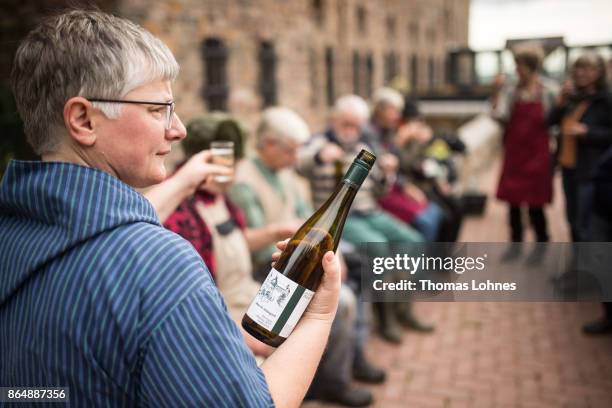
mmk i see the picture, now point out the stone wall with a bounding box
[118,0,470,136]
[1,0,469,157]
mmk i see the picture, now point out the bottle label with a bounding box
[246,268,314,338]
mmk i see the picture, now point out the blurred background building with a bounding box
[1,0,469,149]
[2,3,612,406]
[1,0,611,167]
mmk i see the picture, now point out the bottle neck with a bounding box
[325,181,359,250]
[342,160,370,187]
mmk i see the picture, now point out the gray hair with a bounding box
[573,51,608,91]
[256,107,311,147]
[334,94,370,122]
[372,87,404,111]
[11,9,179,154]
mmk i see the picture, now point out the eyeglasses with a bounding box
[88,98,176,129]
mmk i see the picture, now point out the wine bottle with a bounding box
[242,149,376,347]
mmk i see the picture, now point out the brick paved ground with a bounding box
[304,161,612,408]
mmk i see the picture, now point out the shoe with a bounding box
[398,313,435,332]
[374,302,403,343]
[525,245,547,267]
[380,322,403,343]
[583,318,612,335]
[353,348,386,384]
[320,387,373,407]
[500,244,522,263]
[396,302,435,333]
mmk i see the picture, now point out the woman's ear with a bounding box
[63,97,97,147]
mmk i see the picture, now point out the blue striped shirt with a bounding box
[0,161,274,407]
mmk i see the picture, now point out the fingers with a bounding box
[187,150,211,164]
[198,150,212,161]
[198,151,232,174]
[206,163,233,175]
[270,239,289,266]
[273,223,295,241]
[321,144,344,163]
[275,239,289,250]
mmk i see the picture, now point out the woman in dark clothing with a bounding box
[492,48,558,244]
[549,52,612,243]
[549,53,612,335]
[583,143,612,335]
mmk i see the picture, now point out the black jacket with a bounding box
[549,90,612,182]
[593,146,612,220]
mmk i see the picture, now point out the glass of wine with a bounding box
[210,141,234,183]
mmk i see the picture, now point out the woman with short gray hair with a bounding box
[0,9,341,407]
[11,10,179,158]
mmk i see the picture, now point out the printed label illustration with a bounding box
[246,268,314,338]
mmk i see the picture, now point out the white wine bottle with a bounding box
[242,149,376,347]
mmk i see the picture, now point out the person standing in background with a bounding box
[548,53,612,336]
[583,145,612,335]
[549,52,612,244]
[492,47,558,255]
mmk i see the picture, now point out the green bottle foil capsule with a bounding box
[343,149,376,186]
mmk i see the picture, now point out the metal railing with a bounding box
[443,40,612,97]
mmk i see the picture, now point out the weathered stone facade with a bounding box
[117,0,469,133]
[1,0,469,143]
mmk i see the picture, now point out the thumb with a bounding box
[321,251,341,283]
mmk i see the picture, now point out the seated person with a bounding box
[231,107,383,406]
[163,113,272,356]
[394,92,465,243]
[365,87,444,242]
[297,94,431,344]
[229,110,310,282]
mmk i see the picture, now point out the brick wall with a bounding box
[1,0,469,157]
[118,0,469,137]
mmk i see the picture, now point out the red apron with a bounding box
[496,99,553,206]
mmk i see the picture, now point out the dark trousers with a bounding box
[562,167,594,242]
[429,186,463,242]
[604,302,612,320]
[508,205,549,242]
